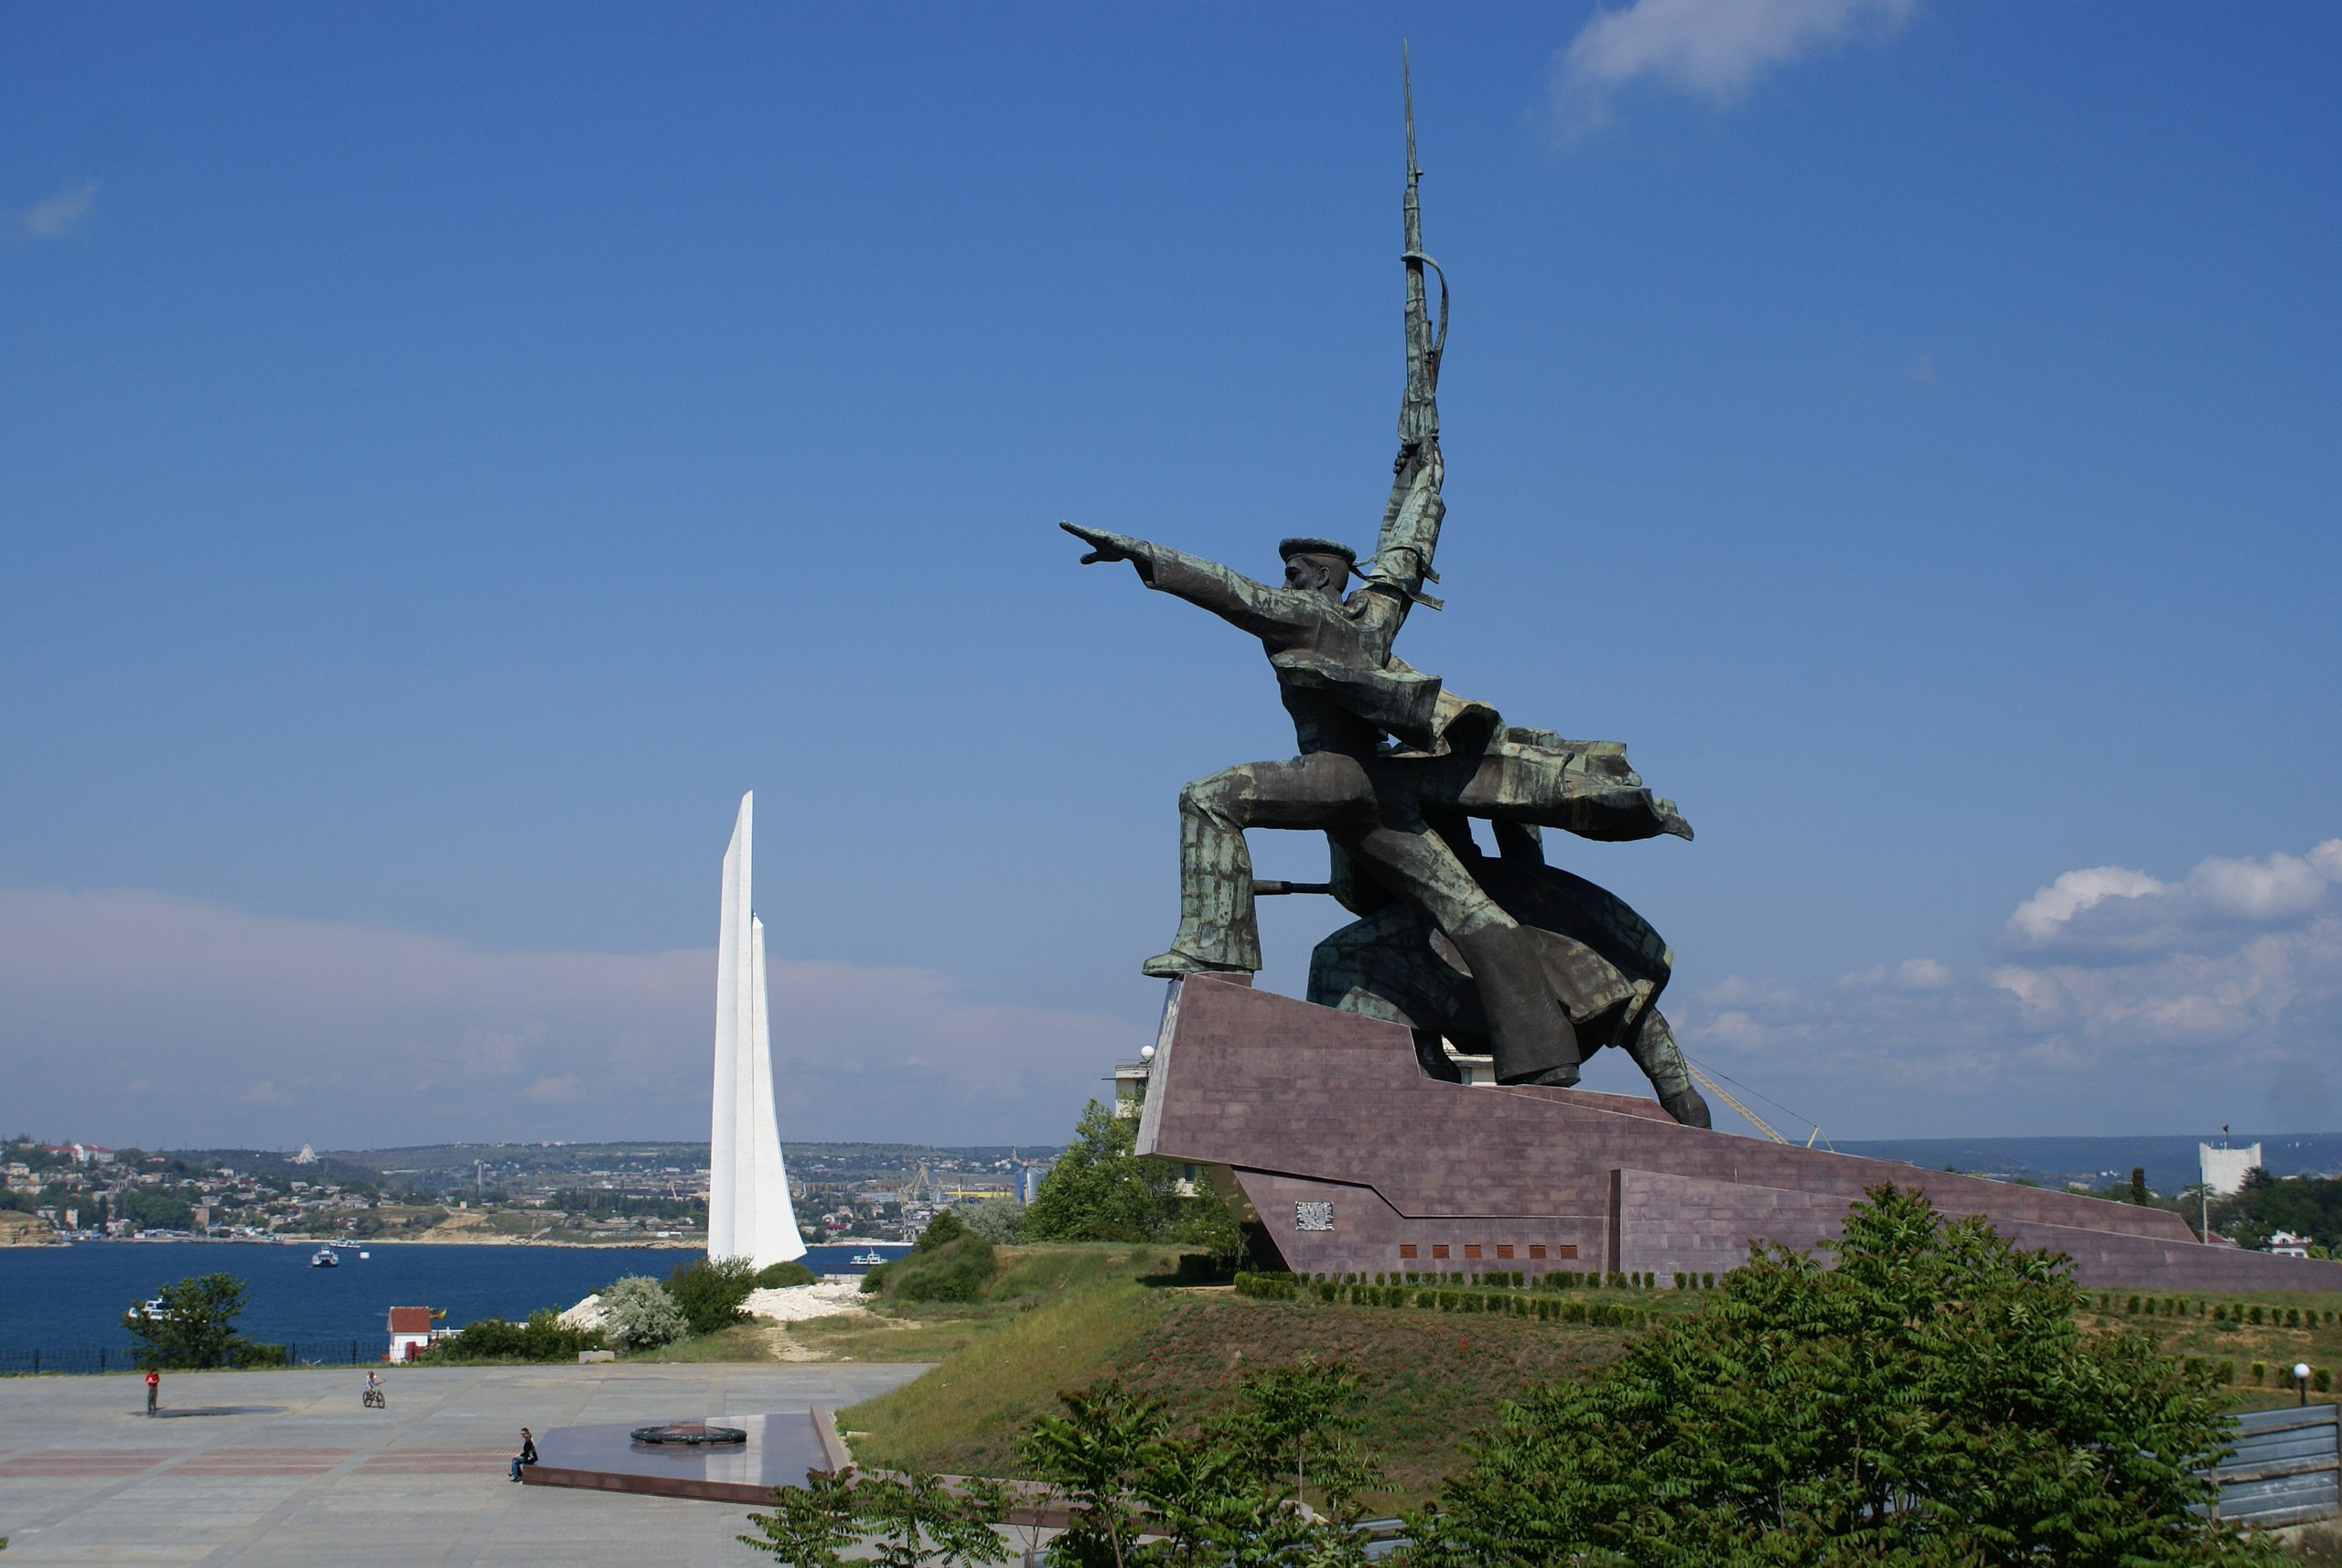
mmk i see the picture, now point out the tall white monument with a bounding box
[708,791,805,1268]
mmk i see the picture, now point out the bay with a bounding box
[0,1240,910,1360]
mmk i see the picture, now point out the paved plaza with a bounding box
[0,1360,930,1566]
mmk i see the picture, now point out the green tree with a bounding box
[1222,1355,1381,1520]
[1024,1101,1182,1243]
[1410,1185,2280,1568]
[124,1273,264,1369]
[737,1467,1008,1567]
[665,1254,759,1336]
[956,1197,1026,1245]
[1019,1381,1167,1568]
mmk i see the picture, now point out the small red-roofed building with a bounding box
[387,1305,442,1361]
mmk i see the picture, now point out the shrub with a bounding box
[2250,1360,2267,1385]
[599,1274,688,1349]
[424,1308,604,1363]
[888,1234,999,1304]
[665,1256,758,1336]
[753,1260,816,1289]
[2315,1368,2333,1393]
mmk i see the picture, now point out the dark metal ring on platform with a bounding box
[629,1421,747,1446]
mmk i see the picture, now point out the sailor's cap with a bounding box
[1277,537,1359,568]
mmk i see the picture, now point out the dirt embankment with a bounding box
[0,1210,62,1246]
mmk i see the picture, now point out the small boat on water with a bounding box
[850,1251,887,1266]
[310,1246,340,1268]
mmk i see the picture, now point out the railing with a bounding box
[2209,1405,2340,1528]
[0,1340,388,1376]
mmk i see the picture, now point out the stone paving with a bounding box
[0,1360,929,1565]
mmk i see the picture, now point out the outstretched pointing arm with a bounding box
[1059,521,1305,641]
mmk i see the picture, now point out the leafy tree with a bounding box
[1024,1100,1185,1244]
[1015,1370,1379,1568]
[124,1273,263,1369]
[599,1274,688,1349]
[1221,1355,1381,1520]
[1409,1185,2281,1568]
[956,1197,1026,1245]
[1020,1381,1166,1568]
[915,1208,968,1251]
[1166,1172,1248,1274]
[665,1254,759,1336]
[118,1187,196,1232]
[738,1466,1008,1567]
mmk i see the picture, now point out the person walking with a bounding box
[509,1427,536,1483]
[145,1369,158,1416]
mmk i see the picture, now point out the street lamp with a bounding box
[2295,1361,2312,1407]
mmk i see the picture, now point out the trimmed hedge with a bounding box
[1232,1270,1652,1327]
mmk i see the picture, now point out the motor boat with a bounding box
[310,1246,339,1268]
[850,1251,887,1266]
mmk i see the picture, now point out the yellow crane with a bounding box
[1684,1061,1826,1149]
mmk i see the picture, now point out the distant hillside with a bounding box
[1834,1133,2342,1199]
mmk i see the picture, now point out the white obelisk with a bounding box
[708,792,805,1267]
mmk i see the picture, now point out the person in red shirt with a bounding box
[145,1370,158,1416]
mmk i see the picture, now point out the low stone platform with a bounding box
[525,1409,844,1505]
[1136,973,2342,1292]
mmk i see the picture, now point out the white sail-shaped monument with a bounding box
[708,791,805,1267]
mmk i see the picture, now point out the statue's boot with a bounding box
[1625,1009,1711,1128]
[1141,950,1252,980]
[1450,923,1582,1087]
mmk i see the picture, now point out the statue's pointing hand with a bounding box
[1060,520,1137,566]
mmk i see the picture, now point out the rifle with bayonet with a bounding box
[1369,44,1448,611]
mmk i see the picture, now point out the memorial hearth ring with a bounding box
[629,1421,747,1446]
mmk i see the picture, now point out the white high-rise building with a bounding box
[707,792,806,1268]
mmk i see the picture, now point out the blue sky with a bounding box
[3,1,2337,1150]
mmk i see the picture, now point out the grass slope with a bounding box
[838,1246,1671,1501]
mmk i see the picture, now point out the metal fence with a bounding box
[0,1341,387,1377]
[2209,1404,2341,1528]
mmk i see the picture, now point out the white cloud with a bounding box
[1671,838,2342,1136]
[1550,0,1916,138]
[0,886,1141,1149]
[2004,844,2338,957]
[16,181,97,241]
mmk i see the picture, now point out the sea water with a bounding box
[0,1240,910,1359]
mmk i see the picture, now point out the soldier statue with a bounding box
[1062,68,1711,1127]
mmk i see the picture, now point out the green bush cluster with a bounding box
[664,1256,760,1336]
[861,1210,1001,1304]
[1413,1185,2277,1566]
[753,1259,817,1289]
[423,1307,605,1364]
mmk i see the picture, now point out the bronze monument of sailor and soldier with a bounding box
[1062,65,1712,1128]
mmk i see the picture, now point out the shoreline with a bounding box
[25,1233,915,1251]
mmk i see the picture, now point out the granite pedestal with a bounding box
[1135,973,2342,1292]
